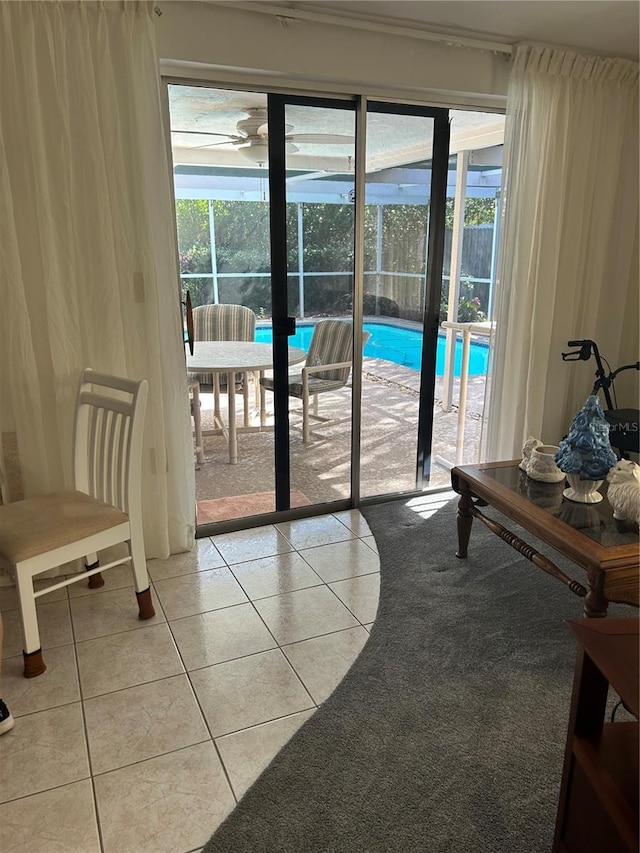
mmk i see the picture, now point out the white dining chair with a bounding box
[0,368,153,677]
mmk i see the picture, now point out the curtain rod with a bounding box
[211,1,514,56]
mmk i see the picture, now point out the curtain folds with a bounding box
[0,0,195,557]
[483,45,639,461]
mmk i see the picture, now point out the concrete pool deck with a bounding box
[193,354,487,524]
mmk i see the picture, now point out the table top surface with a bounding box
[452,460,639,564]
[186,341,306,373]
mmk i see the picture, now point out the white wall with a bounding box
[155,2,510,108]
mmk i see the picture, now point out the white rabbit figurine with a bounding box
[519,436,542,472]
[519,437,565,482]
[606,459,640,525]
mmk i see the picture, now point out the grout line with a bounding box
[3,511,382,848]
[213,708,316,744]
[90,738,212,780]
[0,773,94,809]
[157,616,237,801]
[69,580,107,853]
[208,700,317,743]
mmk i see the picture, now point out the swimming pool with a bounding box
[255,322,489,376]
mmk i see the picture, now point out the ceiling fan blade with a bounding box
[172,129,240,139]
[287,133,355,145]
[185,139,244,151]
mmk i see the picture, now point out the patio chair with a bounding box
[261,319,370,442]
[0,369,154,677]
[190,303,257,388]
[189,304,257,456]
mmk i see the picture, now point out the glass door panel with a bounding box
[435,110,504,475]
[168,84,279,523]
[282,102,357,506]
[359,108,437,498]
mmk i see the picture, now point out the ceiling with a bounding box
[282,1,640,60]
[169,1,637,172]
[169,86,505,172]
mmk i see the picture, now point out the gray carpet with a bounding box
[204,493,631,853]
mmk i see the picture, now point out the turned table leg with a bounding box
[456,490,474,558]
[584,571,608,618]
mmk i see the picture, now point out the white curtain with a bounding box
[483,45,639,460]
[0,1,195,557]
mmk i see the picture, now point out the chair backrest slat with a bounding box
[96,408,108,501]
[118,413,131,513]
[73,369,148,522]
[104,408,117,507]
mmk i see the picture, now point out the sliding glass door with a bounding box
[267,95,358,511]
[166,82,452,528]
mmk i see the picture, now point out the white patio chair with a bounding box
[261,319,370,442]
[189,303,257,460]
[0,368,153,677]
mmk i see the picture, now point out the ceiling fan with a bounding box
[174,107,355,164]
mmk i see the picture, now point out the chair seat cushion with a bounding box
[0,490,128,565]
[260,375,347,399]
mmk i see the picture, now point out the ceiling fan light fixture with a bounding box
[237,139,300,164]
[237,140,270,165]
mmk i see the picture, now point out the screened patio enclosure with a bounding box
[168,84,503,526]
[174,157,503,324]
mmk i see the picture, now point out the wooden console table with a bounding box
[451,460,639,618]
[553,618,639,852]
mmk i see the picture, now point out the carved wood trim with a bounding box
[470,505,588,598]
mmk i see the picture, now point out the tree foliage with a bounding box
[445,196,495,228]
[175,197,494,317]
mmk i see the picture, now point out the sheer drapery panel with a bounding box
[0,1,194,558]
[483,46,639,460]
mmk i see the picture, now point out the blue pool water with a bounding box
[255,322,489,376]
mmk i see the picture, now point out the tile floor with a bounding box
[0,509,380,853]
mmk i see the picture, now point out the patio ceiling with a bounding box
[169,85,504,174]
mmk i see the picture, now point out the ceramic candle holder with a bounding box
[526,445,566,483]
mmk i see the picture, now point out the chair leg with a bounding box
[16,572,46,677]
[259,371,266,427]
[85,553,104,588]
[191,380,205,465]
[302,393,320,443]
[254,371,261,415]
[243,372,250,427]
[213,374,221,423]
[136,588,155,620]
[129,539,155,620]
[302,391,310,443]
[23,648,46,678]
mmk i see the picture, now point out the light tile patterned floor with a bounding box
[0,510,379,853]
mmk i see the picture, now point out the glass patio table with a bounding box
[451,460,640,618]
[186,341,306,464]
